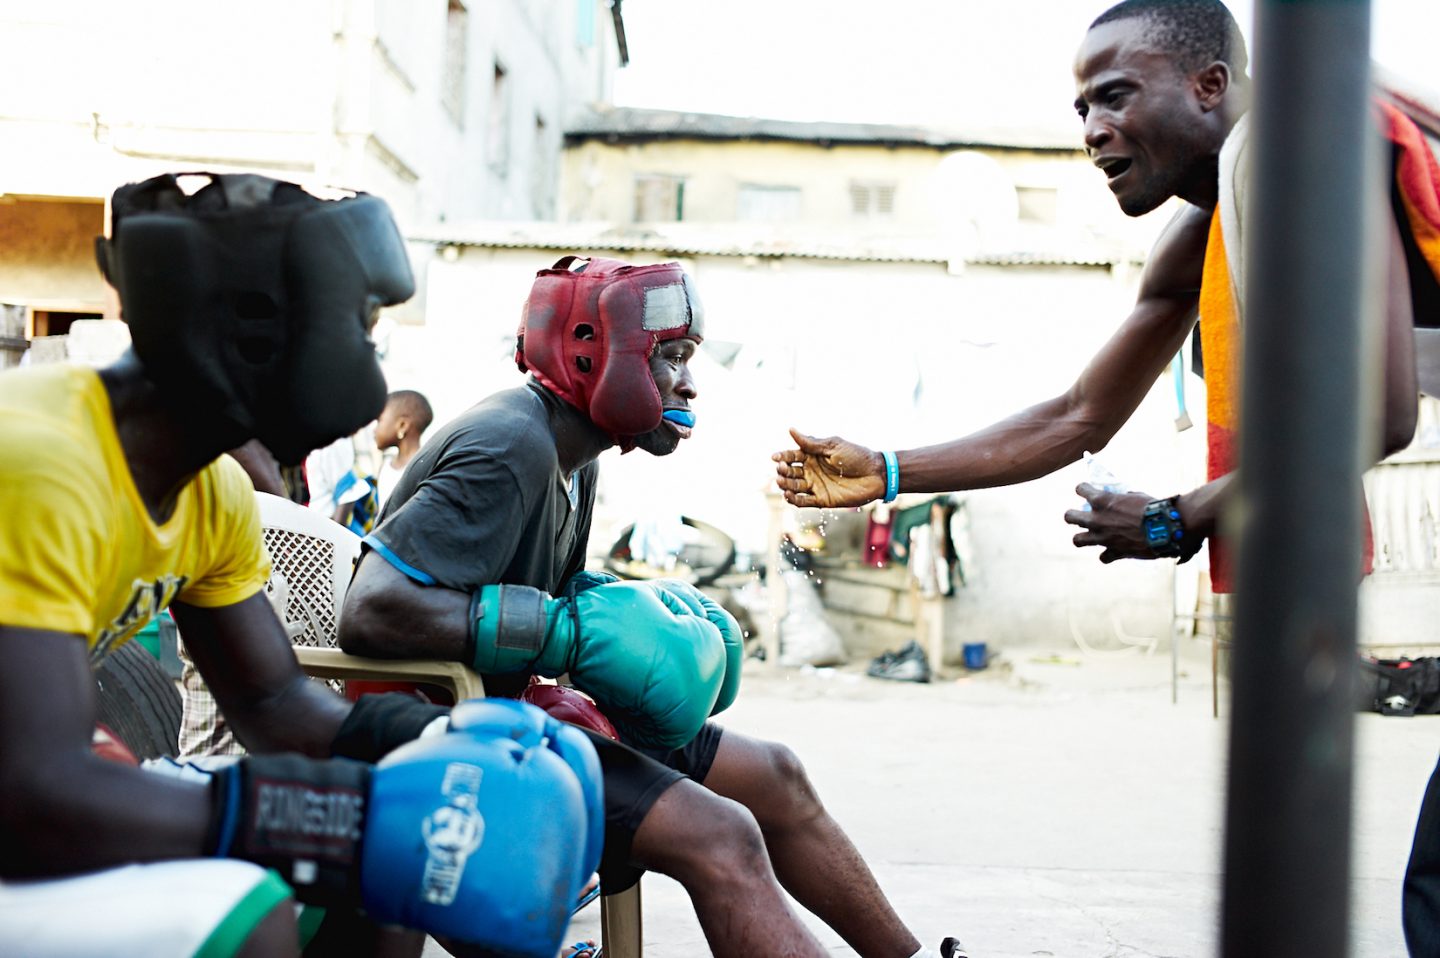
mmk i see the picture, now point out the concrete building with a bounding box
[559,106,1164,264]
[0,0,628,361]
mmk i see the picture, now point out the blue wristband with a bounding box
[211,766,242,857]
[881,451,899,503]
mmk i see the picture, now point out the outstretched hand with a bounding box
[1063,483,1156,563]
[771,428,886,508]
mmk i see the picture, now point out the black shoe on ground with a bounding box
[866,640,931,683]
[939,938,969,958]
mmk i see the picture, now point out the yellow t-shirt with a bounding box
[0,365,270,663]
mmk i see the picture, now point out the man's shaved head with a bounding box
[1091,0,1248,79]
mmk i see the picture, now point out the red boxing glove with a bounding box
[521,680,620,741]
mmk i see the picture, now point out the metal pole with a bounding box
[1222,1,1377,956]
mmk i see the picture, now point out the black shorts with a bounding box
[580,721,725,892]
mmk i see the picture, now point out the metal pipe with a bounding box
[1223,1,1377,955]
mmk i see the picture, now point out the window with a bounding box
[29,309,101,339]
[737,184,801,222]
[487,61,510,173]
[633,174,684,222]
[849,180,896,218]
[441,0,469,126]
[1016,186,1059,225]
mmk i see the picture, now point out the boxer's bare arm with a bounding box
[338,551,471,662]
[774,203,1210,507]
[0,626,213,877]
[1380,212,1419,456]
[1067,207,1420,562]
[227,440,288,498]
[173,591,352,756]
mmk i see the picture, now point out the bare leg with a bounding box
[631,777,828,958]
[306,908,424,957]
[235,898,299,958]
[702,731,922,958]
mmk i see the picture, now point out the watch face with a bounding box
[1142,500,1183,555]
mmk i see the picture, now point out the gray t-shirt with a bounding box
[363,383,597,595]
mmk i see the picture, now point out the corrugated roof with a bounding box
[564,106,1084,153]
[410,221,1130,268]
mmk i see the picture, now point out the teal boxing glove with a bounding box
[469,580,727,748]
[647,580,744,715]
[562,570,620,596]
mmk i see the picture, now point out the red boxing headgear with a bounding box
[516,256,704,437]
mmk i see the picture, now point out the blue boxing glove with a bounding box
[445,698,604,886]
[361,700,602,955]
[648,579,744,715]
[208,701,603,957]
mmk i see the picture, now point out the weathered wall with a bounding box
[382,243,1203,658]
[0,200,107,308]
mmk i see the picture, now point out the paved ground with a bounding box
[430,639,1439,957]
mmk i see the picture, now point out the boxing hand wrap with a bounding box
[208,753,370,907]
[470,581,728,748]
[331,692,452,763]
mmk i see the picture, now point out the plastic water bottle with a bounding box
[1080,451,1128,510]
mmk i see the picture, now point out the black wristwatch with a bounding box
[1142,496,1202,561]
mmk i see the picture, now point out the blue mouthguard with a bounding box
[662,409,696,428]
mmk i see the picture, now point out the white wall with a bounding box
[385,243,1210,651]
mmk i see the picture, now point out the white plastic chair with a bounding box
[256,492,485,700]
[255,492,642,957]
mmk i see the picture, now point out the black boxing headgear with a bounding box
[515,256,704,437]
[95,172,414,464]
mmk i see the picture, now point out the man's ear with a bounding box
[1194,61,1230,112]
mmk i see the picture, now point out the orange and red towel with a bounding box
[1200,102,1440,593]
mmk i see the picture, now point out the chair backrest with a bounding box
[255,497,642,956]
[255,492,361,650]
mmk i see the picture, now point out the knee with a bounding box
[752,741,823,823]
[668,794,770,883]
[706,797,769,862]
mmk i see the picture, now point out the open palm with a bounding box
[771,429,885,508]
